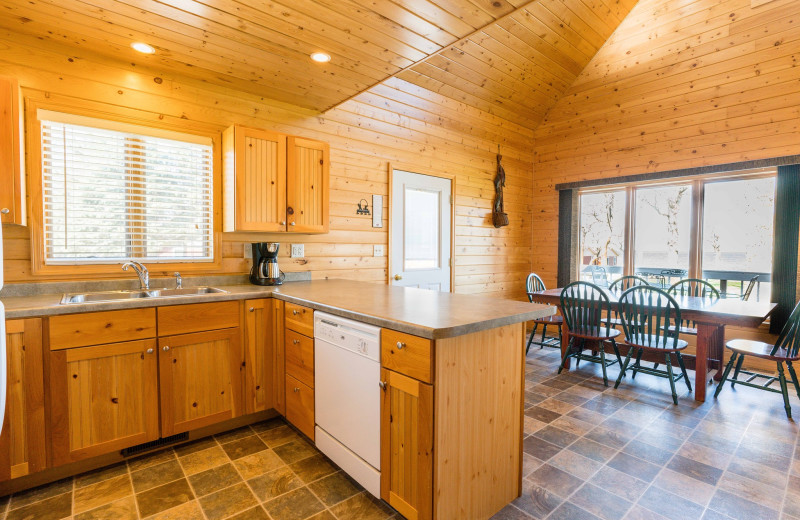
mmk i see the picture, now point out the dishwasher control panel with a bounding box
[314,311,381,362]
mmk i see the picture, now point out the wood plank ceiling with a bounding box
[0,0,637,128]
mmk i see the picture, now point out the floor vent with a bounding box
[121,433,189,457]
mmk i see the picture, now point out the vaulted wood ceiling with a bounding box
[0,0,637,128]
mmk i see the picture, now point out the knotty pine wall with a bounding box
[532,0,800,367]
[0,31,534,299]
[532,0,800,286]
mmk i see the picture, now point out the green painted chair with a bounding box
[525,273,563,355]
[715,299,800,418]
[614,286,691,405]
[608,275,650,327]
[667,278,720,336]
[558,282,622,386]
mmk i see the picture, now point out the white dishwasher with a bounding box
[314,311,381,497]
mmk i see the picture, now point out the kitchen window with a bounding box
[578,169,776,300]
[36,109,216,266]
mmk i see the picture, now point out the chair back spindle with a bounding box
[773,300,800,358]
[619,286,683,350]
[526,273,547,303]
[560,282,613,336]
[609,275,649,294]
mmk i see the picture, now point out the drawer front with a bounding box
[285,330,314,388]
[158,301,240,336]
[284,302,314,336]
[50,308,156,350]
[285,375,314,440]
[381,329,433,383]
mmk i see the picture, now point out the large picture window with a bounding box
[578,170,775,300]
[39,110,214,264]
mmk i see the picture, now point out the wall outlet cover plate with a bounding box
[373,245,385,257]
[291,244,304,258]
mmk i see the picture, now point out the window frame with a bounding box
[25,94,223,278]
[577,168,776,285]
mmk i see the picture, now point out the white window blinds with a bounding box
[39,110,214,264]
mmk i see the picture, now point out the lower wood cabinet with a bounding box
[244,299,273,414]
[158,328,243,436]
[0,319,46,481]
[49,339,159,465]
[380,368,433,520]
[285,374,314,439]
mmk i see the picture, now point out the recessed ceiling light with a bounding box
[131,42,155,54]
[310,52,331,63]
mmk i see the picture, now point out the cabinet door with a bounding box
[285,374,314,440]
[287,136,329,233]
[0,319,45,481]
[272,299,286,415]
[49,339,159,466]
[0,76,21,224]
[224,125,287,232]
[380,368,433,520]
[244,299,273,414]
[159,328,243,436]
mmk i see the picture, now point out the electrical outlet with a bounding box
[243,244,251,259]
[291,244,304,258]
[373,245,385,257]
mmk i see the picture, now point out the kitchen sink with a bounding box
[60,287,228,304]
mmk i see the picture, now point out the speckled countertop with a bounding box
[1,278,554,339]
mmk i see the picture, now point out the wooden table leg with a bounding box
[712,325,726,381]
[560,315,571,371]
[695,324,711,402]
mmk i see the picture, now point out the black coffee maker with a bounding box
[250,242,285,286]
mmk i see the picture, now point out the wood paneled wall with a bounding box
[532,0,800,287]
[0,30,533,299]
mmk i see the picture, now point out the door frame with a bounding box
[387,164,456,292]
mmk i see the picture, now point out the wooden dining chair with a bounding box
[614,286,691,405]
[741,275,759,301]
[525,273,563,354]
[608,275,650,327]
[558,281,622,386]
[715,299,800,418]
[666,278,720,335]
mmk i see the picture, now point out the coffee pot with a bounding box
[250,242,285,286]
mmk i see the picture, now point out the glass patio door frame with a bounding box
[578,168,776,284]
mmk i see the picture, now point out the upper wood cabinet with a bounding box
[223,125,329,233]
[0,76,23,224]
[49,339,160,466]
[223,125,287,232]
[0,319,46,482]
[287,136,329,233]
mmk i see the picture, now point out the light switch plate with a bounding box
[243,244,251,259]
[373,245,385,257]
[291,244,304,258]
[372,194,383,228]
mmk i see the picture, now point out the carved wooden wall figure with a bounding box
[493,153,509,228]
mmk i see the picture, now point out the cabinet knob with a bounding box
[396,341,405,350]
[249,307,255,312]
[293,339,300,344]
[280,221,286,225]
[394,274,402,281]
[146,348,154,354]
[378,381,387,391]
[293,310,299,315]
[0,208,9,215]
[162,346,170,352]
[290,222,296,226]
[293,387,300,393]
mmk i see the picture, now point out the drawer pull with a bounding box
[293,339,300,344]
[162,346,170,352]
[0,208,9,215]
[396,341,405,350]
[146,348,154,354]
[293,387,300,393]
[293,309,299,315]
[249,307,254,312]
[379,381,387,391]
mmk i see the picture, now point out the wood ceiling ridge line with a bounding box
[509,6,597,64]
[491,17,586,77]
[322,0,550,118]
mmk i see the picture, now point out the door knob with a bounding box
[162,346,170,352]
[394,274,402,281]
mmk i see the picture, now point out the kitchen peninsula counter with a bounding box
[2,279,554,339]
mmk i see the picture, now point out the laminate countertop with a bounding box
[2,279,555,339]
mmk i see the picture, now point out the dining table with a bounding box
[528,289,777,402]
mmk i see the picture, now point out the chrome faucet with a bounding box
[122,261,150,290]
[174,272,182,289]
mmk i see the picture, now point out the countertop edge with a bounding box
[3,283,557,339]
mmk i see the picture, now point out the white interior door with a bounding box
[391,170,451,291]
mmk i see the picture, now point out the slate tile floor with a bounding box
[1,341,799,520]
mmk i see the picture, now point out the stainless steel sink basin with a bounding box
[60,287,228,304]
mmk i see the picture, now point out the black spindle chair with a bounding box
[715,299,800,418]
[608,276,650,327]
[615,286,691,405]
[525,273,563,354]
[558,282,622,386]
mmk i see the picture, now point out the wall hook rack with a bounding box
[357,199,371,215]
